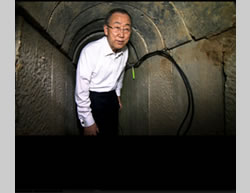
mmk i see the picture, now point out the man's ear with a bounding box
[104,25,108,36]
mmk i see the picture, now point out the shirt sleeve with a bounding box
[75,48,95,127]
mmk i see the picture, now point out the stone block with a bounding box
[173,2,236,39]
[17,1,58,30]
[171,39,225,135]
[16,18,53,135]
[15,15,77,135]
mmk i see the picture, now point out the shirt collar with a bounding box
[103,36,126,58]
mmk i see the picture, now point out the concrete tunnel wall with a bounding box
[15,1,236,135]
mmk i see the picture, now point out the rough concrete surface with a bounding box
[16,15,78,135]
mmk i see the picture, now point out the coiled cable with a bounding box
[126,49,194,136]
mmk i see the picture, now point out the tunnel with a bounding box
[15,1,236,136]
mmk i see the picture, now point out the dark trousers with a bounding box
[89,90,119,136]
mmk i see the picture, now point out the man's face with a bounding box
[104,12,132,52]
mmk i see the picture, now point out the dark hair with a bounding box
[104,8,132,26]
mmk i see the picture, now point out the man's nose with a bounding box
[118,29,125,37]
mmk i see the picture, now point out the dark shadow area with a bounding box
[15,136,236,191]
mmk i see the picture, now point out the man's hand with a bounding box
[118,96,123,110]
[84,123,99,136]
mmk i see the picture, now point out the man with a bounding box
[75,8,132,136]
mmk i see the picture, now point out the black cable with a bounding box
[128,41,140,61]
[126,50,194,136]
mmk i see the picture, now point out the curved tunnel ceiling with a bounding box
[16,1,235,64]
[49,2,168,64]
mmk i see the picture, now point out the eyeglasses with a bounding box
[107,25,131,34]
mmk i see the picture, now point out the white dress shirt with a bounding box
[75,36,128,127]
